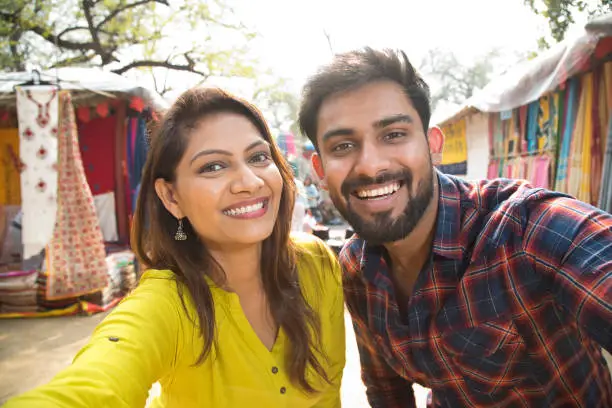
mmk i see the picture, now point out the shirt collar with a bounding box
[432,170,469,260]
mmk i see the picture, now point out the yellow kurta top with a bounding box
[4,233,346,407]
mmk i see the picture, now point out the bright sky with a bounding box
[147,0,594,121]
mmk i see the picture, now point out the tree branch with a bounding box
[48,52,96,68]
[96,0,169,30]
[82,0,107,62]
[112,58,209,77]
[57,26,90,40]
[0,11,97,50]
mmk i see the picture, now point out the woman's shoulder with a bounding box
[126,269,186,312]
[290,232,341,294]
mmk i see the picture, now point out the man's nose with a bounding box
[352,140,391,179]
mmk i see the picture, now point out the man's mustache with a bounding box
[341,169,413,198]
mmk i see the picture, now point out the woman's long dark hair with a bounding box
[131,87,329,392]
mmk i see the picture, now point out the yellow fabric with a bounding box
[579,73,593,204]
[4,233,346,408]
[0,128,21,205]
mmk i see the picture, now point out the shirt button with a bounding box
[280,387,286,394]
[271,366,278,374]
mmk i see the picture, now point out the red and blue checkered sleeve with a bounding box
[339,245,416,408]
[523,196,612,351]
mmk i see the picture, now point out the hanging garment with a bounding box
[125,118,137,216]
[567,76,587,199]
[578,73,594,204]
[598,114,612,213]
[0,128,21,205]
[555,79,579,193]
[533,155,552,189]
[78,114,117,195]
[591,69,603,206]
[44,92,108,300]
[131,118,148,213]
[526,101,539,153]
[93,191,119,242]
[537,96,551,151]
[16,87,59,260]
[487,159,499,179]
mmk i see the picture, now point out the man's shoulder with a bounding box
[338,235,365,278]
[450,175,573,217]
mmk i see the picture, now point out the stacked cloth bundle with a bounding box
[0,269,38,313]
[82,250,136,307]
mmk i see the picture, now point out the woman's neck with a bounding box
[207,242,262,292]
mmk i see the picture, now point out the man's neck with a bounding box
[384,179,440,288]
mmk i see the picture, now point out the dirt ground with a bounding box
[0,309,430,407]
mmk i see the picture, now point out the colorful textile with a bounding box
[43,92,108,300]
[570,73,601,204]
[16,87,59,260]
[526,101,539,152]
[599,114,612,212]
[341,171,612,407]
[126,117,148,214]
[77,114,117,195]
[5,234,345,407]
[533,154,551,189]
[0,128,21,205]
[555,79,579,192]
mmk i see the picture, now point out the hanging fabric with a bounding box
[15,86,59,260]
[591,69,603,205]
[555,78,579,193]
[598,114,612,213]
[44,91,108,300]
[533,155,552,189]
[578,73,594,204]
[0,128,21,205]
[526,101,539,153]
[78,114,117,195]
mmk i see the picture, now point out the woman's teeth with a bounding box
[223,201,264,216]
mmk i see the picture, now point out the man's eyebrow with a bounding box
[374,114,413,129]
[321,128,354,144]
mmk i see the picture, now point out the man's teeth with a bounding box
[224,201,264,216]
[356,182,401,199]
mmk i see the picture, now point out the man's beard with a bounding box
[331,166,434,245]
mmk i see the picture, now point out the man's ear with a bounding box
[311,153,327,189]
[428,126,445,165]
[154,179,184,220]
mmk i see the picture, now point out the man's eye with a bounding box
[383,131,406,141]
[332,142,354,152]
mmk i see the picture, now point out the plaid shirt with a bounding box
[340,171,612,407]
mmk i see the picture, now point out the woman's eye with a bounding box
[199,162,225,173]
[250,152,271,164]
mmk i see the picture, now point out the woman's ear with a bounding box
[154,179,184,219]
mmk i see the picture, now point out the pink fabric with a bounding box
[487,160,499,179]
[44,92,108,300]
[533,155,552,189]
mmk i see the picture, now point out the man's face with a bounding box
[314,80,435,244]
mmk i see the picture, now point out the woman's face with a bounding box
[155,112,283,249]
